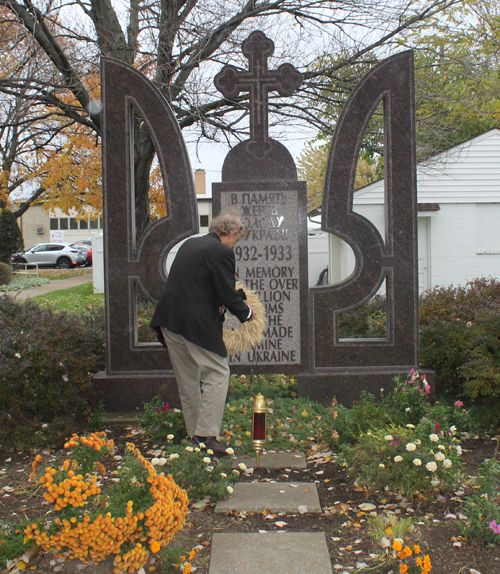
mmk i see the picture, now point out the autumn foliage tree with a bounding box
[0,0,459,232]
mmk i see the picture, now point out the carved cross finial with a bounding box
[215,31,302,156]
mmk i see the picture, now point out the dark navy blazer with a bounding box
[150,232,250,357]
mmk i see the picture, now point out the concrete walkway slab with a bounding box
[209,532,333,574]
[232,451,306,470]
[215,482,321,513]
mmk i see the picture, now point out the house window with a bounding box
[89,219,98,229]
[79,219,88,230]
[59,218,68,230]
[200,215,209,227]
[99,217,103,229]
[70,218,78,230]
[50,219,59,230]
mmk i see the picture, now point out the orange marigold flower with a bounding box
[413,544,421,554]
[392,540,403,552]
[399,565,408,574]
[150,541,161,553]
[404,546,412,557]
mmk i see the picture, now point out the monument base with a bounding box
[298,368,436,406]
[92,372,180,412]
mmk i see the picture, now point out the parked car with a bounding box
[11,243,86,269]
[69,243,92,266]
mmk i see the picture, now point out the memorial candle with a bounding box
[251,393,267,467]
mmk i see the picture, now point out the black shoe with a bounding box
[193,435,230,456]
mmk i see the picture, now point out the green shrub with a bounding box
[461,457,500,544]
[0,294,106,450]
[339,423,463,499]
[380,369,432,427]
[0,209,23,264]
[0,262,12,285]
[338,294,386,338]
[140,397,186,443]
[158,440,239,501]
[420,278,500,400]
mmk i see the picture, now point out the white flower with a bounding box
[220,472,227,478]
[203,457,211,464]
[406,424,415,429]
[449,425,457,435]
[405,407,411,412]
[384,435,394,441]
[443,459,452,469]
[185,446,194,452]
[379,463,385,469]
[226,448,235,455]
[194,447,200,453]
[207,449,214,455]
[169,453,179,460]
[438,445,445,450]
[227,486,234,493]
[394,456,403,463]
[413,458,422,466]
[238,463,247,471]
[232,469,240,475]
[431,478,440,487]
[151,458,160,465]
[167,434,174,440]
[158,457,167,465]
[429,434,439,442]
[415,439,422,445]
[198,443,206,449]
[206,466,214,472]
[434,452,445,462]
[426,461,438,472]
[456,445,462,456]
[406,443,417,452]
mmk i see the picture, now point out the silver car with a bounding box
[12,243,86,269]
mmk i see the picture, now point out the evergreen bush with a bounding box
[0,209,23,263]
[0,262,12,285]
[0,294,106,449]
[420,278,500,403]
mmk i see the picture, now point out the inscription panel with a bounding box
[221,190,300,366]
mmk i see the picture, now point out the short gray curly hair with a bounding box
[209,208,248,239]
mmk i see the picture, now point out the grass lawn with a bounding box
[39,268,93,280]
[30,281,104,313]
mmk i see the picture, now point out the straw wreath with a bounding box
[223,281,266,356]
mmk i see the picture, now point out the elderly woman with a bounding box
[151,208,253,455]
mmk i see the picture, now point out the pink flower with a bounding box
[162,402,170,413]
[454,400,464,408]
[154,407,159,412]
[435,422,440,433]
[390,438,399,446]
[489,520,500,534]
[424,384,431,394]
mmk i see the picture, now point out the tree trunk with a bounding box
[133,125,156,240]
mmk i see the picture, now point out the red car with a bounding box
[69,243,92,266]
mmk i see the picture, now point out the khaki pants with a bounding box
[161,328,229,437]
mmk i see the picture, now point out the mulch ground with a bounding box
[1,428,499,574]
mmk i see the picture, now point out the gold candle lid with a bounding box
[252,393,267,413]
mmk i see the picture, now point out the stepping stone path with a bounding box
[209,452,333,574]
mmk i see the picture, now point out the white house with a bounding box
[317,129,500,293]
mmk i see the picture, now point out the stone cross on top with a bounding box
[215,31,302,157]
